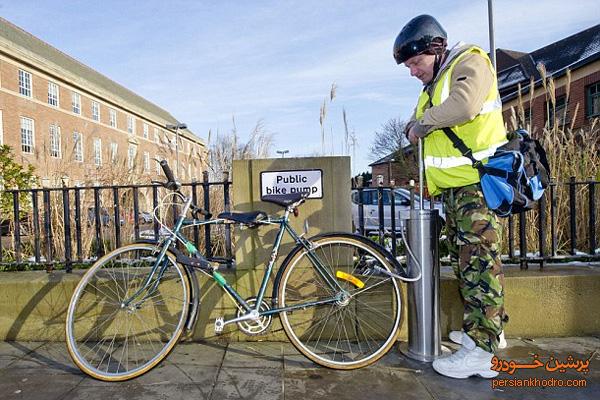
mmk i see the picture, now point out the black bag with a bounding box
[442,127,550,217]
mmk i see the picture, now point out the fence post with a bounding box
[152,185,159,241]
[63,187,72,272]
[589,179,596,255]
[113,187,121,249]
[74,188,82,262]
[191,181,200,248]
[12,191,21,264]
[32,190,41,263]
[508,214,514,259]
[43,188,53,269]
[569,176,577,255]
[203,171,212,259]
[377,186,385,246]
[223,171,233,267]
[519,211,527,269]
[93,187,103,257]
[550,179,557,257]
[133,186,140,241]
[538,192,546,269]
[357,185,365,235]
[390,188,397,256]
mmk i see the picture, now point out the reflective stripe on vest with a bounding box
[424,139,508,169]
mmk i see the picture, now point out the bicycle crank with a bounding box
[236,297,273,335]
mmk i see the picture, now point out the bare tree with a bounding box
[208,118,273,180]
[369,118,410,160]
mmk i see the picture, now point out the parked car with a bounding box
[351,187,445,234]
[139,227,171,240]
[138,211,154,224]
[87,207,125,226]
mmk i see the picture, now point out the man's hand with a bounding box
[407,125,419,145]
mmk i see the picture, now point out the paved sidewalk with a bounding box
[0,337,598,400]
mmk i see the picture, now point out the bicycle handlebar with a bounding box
[160,160,181,191]
[156,160,212,219]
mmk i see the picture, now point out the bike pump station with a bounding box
[401,138,447,362]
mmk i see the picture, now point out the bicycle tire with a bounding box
[278,234,402,369]
[65,243,190,381]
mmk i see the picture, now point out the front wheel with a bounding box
[65,243,190,381]
[278,234,402,369]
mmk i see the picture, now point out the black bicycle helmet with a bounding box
[393,15,447,64]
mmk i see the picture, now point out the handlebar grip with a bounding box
[192,205,212,219]
[160,160,176,183]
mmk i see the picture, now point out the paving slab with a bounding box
[0,338,598,400]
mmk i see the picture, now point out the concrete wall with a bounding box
[231,156,352,271]
[1,267,599,341]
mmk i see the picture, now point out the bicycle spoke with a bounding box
[279,236,401,369]
[66,244,188,380]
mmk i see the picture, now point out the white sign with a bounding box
[260,169,323,199]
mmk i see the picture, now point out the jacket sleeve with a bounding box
[416,52,494,134]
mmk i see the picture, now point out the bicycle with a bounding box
[65,161,408,381]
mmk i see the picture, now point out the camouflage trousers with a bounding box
[443,183,508,353]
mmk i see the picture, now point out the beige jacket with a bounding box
[407,43,495,137]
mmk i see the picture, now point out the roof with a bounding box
[497,24,600,103]
[0,17,201,144]
[495,49,527,72]
[369,144,414,167]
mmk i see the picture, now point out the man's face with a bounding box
[404,54,436,85]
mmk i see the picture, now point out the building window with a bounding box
[127,115,135,134]
[128,144,137,169]
[20,117,34,153]
[110,142,118,163]
[154,128,160,143]
[587,82,600,118]
[18,69,32,97]
[109,109,117,128]
[49,124,61,158]
[73,131,83,162]
[156,156,161,174]
[91,101,100,121]
[548,96,569,128]
[94,138,102,166]
[143,151,150,172]
[143,123,149,139]
[72,92,81,114]
[48,82,59,107]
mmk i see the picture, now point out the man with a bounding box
[393,15,508,379]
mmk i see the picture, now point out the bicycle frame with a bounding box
[124,191,347,332]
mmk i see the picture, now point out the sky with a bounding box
[1,0,598,174]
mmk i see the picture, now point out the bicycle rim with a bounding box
[278,236,401,369]
[66,243,189,381]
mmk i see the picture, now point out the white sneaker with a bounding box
[449,329,507,349]
[433,333,498,379]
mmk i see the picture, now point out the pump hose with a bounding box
[370,222,422,283]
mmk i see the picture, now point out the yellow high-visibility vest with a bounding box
[415,45,507,196]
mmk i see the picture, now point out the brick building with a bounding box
[369,145,417,187]
[498,24,600,133]
[0,17,207,190]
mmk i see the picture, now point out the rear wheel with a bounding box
[65,243,190,381]
[278,235,402,369]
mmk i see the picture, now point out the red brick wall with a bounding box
[371,158,418,187]
[0,56,206,186]
[503,66,600,136]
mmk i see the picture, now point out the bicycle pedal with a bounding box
[214,317,224,335]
